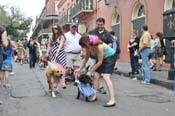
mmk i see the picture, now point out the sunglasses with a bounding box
[53,27,58,30]
[72,26,77,28]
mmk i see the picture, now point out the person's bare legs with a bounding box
[89,72,100,101]
[0,71,2,86]
[102,73,115,104]
[4,71,9,86]
[1,71,5,86]
[59,68,66,88]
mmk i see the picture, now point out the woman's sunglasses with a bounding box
[53,27,58,30]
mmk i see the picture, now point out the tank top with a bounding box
[104,43,115,58]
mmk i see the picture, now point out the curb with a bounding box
[114,70,174,90]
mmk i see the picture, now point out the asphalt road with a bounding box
[0,62,175,116]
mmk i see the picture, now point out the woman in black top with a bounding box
[128,31,140,75]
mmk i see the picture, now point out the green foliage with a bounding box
[0,5,33,39]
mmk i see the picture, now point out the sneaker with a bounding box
[132,77,137,81]
[10,72,15,75]
[4,84,11,88]
[98,87,107,94]
[141,81,150,85]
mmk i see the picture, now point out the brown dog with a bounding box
[38,56,48,69]
[45,61,63,97]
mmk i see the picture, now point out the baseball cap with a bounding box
[71,22,77,27]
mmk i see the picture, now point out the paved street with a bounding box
[0,62,175,116]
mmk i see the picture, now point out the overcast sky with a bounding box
[1,0,45,18]
[1,0,45,37]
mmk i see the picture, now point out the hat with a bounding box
[71,22,77,27]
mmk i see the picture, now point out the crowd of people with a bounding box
[0,17,168,107]
[127,25,167,82]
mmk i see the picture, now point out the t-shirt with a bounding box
[27,41,38,55]
[139,31,151,49]
[64,31,81,53]
[129,37,140,53]
[150,40,155,50]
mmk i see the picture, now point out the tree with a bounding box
[0,5,33,39]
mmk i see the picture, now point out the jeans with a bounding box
[129,52,139,73]
[29,54,36,68]
[140,48,151,82]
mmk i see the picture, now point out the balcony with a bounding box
[37,28,52,38]
[59,15,71,26]
[70,0,93,19]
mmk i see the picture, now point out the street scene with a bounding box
[0,0,175,116]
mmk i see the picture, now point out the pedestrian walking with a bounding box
[149,35,156,69]
[152,32,162,71]
[1,40,15,88]
[45,24,67,88]
[76,35,116,107]
[27,37,38,69]
[139,24,151,84]
[0,25,12,88]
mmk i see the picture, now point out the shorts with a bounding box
[154,47,162,58]
[1,62,12,72]
[66,52,82,68]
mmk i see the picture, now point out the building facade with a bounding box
[32,0,59,52]
[32,0,59,39]
[57,0,173,62]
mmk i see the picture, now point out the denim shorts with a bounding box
[1,62,12,72]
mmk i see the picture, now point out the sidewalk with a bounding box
[114,62,174,90]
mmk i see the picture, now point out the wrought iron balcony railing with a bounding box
[70,0,93,19]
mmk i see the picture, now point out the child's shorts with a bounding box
[1,62,12,72]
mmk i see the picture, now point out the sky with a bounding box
[0,0,45,37]
[0,0,45,18]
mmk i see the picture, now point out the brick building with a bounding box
[32,0,59,39]
[57,0,173,62]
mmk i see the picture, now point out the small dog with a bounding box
[46,61,63,97]
[76,74,95,101]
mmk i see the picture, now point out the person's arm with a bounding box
[56,35,65,54]
[45,38,51,56]
[89,45,104,74]
[79,48,90,71]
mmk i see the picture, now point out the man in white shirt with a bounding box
[64,22,82,81]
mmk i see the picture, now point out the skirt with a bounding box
[96,54,116,74]
[1,62,12,72]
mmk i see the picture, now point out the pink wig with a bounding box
[88,35,99,45]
